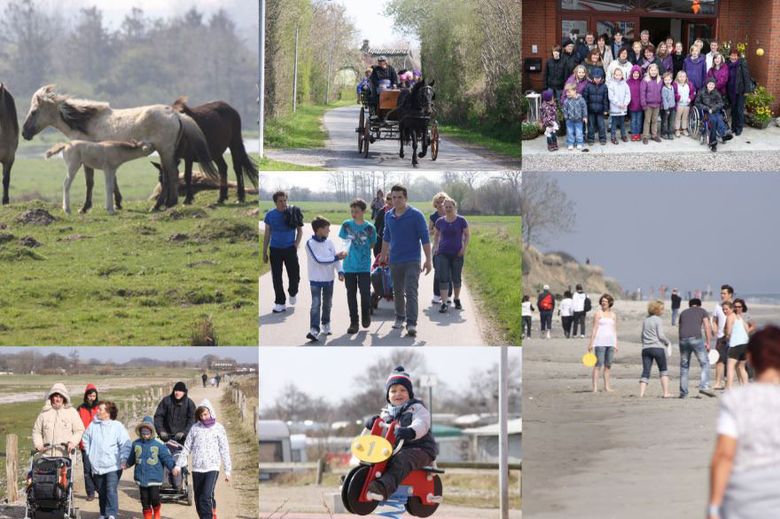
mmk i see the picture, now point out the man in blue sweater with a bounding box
[262,191,304,313]
[379,185,432,337]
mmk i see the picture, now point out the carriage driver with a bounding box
[368,56,399,111]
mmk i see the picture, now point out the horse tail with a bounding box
[228,111,259,188]
[176,113,219,181]
[0,84,19,136]
[45,143,68,158]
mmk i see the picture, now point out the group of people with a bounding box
[201,372,222,388]
[262,186,470,342]
[31,381,231,519]
[540,29,754,152]
[523,283,592,340]
[356,56,423,111]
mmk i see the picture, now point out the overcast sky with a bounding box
[531,172,780,295]
[259,171,508,193]
[259,348,519,408]
[0,347,257,363]
[340,0,419,48]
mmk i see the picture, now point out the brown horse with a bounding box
[171,97,259,204]
[0,84,19,205]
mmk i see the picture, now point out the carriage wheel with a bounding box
[430,124,439,161]
[405,474,442,517]
[346,465,379,515]
[688,108,700,139]
[358,107,365,153]
[363,121,371,158]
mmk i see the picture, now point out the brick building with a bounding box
[522,0,780,108]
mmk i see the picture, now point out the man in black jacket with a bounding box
[544,45,566,100]
[368,56,398,111]
[154,381,196,442]
[560,39,579,81]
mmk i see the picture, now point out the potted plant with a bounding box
[745,85,775,129]
[521,121,540,140]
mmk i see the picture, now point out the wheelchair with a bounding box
[688,104,732,146]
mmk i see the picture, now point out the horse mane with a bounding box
[172,96,193,116]
[400,80,426,110]
[0,84,19,135]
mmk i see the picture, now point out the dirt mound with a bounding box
[19,236,41,247]
[195,220,258,243]
[156,207,209,220]
[523,245,622,297]
[168,232,189,242]
[0,233,15,244]
[16,209,56,225]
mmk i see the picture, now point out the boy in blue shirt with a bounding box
[262,191,303,313]
[339,199,377,334]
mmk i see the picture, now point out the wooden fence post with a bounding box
[5,434,19,503]
[315,457,325,485]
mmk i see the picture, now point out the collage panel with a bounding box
[521,172,780,518]
[520,0,780,171]
[258,347,521,518]
[0,346,257,519]
[0,2,259,346]
[258,171,521,347]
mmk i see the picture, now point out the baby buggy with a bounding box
[159,440,193,506]
[341,418,443,517]
[370,264,393,313]
[24,443,80,519]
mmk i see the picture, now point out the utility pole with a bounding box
[499,347,509,518]
[257,0,266,158]
[292,25,299,112]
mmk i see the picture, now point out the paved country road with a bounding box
[259,224,487,347]
[266,105,519,170]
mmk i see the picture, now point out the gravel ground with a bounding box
[522,150,780,171]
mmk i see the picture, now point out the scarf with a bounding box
[201,417,216,428]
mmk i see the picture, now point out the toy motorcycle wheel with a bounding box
[405,474,442,517]
[341,466,360,513]
[346,465,379,516]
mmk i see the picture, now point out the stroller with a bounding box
[370,263,393,313]
[159,440,193,506]
[25,443,80,519]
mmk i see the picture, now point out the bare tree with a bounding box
[519,173,575,248]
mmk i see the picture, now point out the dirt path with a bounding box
[265,105,518,170]
[259,225,487,346]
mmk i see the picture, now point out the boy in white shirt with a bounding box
[305,216,346,341]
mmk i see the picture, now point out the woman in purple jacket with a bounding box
[706,53,729,98]
[683,45,708,91]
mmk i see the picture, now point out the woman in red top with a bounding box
[77,384,100,501]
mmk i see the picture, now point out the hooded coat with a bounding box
[606,58,632,85]
[640,74,664,109]
[154,388,196,439]
[583,75,609,114]
[32,383,85,454]
[177,399,232,475]
[81,414,132,475]
[608,77,631,116]
[706,65,729,96]
[77,383,100,450]
[683,54,707,90]
[627,65,644,112]
[380,398,437,459]
[125,417,176,487]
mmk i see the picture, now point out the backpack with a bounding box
[283,206,304,229]
[540,293,554,311]
[584,296,592,312]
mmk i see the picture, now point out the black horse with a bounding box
[0,84,19,205]
[395,79,435,168]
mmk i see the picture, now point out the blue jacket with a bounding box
[582,80,609,113]
[383,205,430,264]
[126,438,176,487]
[81,417,131,475]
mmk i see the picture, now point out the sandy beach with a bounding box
[522,299,780,518]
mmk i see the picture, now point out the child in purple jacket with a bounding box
[540,89,559,152]
[627,65,644,141]
[640,63,663,143]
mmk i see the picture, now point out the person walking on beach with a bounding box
[560,290,574,338]
[587,294,618,392]
[678,298,716,398]
[572,284,588,337]
[708,326,780,519]
[379,185,432,338]
[262,191,304,313]
[640,300,673,398]
[537,285,555,339]
[671,288,682,326]
[712,285,735,390]
[725,299,755,389]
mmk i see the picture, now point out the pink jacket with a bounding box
[706,65,729,96]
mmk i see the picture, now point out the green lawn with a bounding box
[439,123,522,159]
[265,99,354,149]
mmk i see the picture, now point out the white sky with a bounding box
[0,347,257,363]
[259,348,520,408]
[259,171,509,193]
[339,0,420,48]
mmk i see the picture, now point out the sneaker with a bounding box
[567,145,574,151]
[675,130,681,137]
[439,303,448,313]
[580,334,586,338]
[546,330,551,339]
[432,295,442,305]
[454,299,462,310]
[406,325,417,337]
[306,329,319,341]
[322,323,332,335]
[361,314,371,328]
[392,318,405,329]
[288,295,297,306]
[599,140,607,145]
[653,136,662,143]
[621,135,628,142]
[367,481,387,501]
[611,137,618,145]
[710,143,717,152]
[272,304,286,313]
[700,388,717,398]
[86,495,96,502]
[347,322,359,334]
[642,137,649,144]
[723,132,734,141]
[683,129,689,136]
[576,144,583,150]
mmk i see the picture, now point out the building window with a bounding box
[562,19,589,39]
[561,0,634,11]
[596,20,636,41]
[644,0,716,15]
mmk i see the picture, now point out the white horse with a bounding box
[46,140,155,214]
[22,85,217,211]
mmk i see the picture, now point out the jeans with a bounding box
[522,316,532,338]
[193,471,219,519]
[435,254,463,291]
[706,110,729,144]
[660,108,675,136]
[376,448,433,498]
[731,94,745,134]
[641,347,669,383]
[269,246,300,305]
[610,114,627,139]
[432,254,453,297]
[565,120,584,146]
[94,469,121,518]
[594,346,615,368]
[630,110,644,134]
[679,337,710,396]
[309,282,334,331]
[345,272,371,323]
[561,315,573,337]
[671,308,680,326]
[391,261,421,326]
[587,112,606,142]
[572,311,586,336]
[540,310,553,332]
[643,106,660,138]
[81,449,97,497]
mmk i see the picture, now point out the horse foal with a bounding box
[46,140,154,214]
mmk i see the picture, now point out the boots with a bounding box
[143,508,153,519]
[213,508,218,519]
[153,505,161,519]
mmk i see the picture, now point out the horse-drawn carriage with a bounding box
[356,81,440,166]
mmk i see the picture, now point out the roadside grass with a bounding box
[265,99,354,149]
[439,123,521,159]
[0,197,257,346]
[220,376,259,519]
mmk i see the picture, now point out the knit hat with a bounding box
[542,89,553,102]
[386,366,414,402]
[83,383,98,403]
[136,416,155,437]
[592,68,604,79]
[705,77,716,86]
[562,38,574,48]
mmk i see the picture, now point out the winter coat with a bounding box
[598,46,613,69]
[583,80,609,114]
[177,400,232,475]
[561,51,578,80]
[628,49,643,65]
[627,66,644,112]
[640,76,664,109]
[584,61,605,80]
[673,82,696,107]
[574,41,591,64]
[727,58,752,105]
[608,79,631,116]
[606,59,632,85]
[380,398,437,459]
[707,65,729,96]
[540,100,558,128]
[32,383,85,454]
[695,87,724,114]
[661,85,676,110]
[77,384,99,450]
[672,54,685,77]
[659,54,673,75]
[126,437,175,487]
[683,55,707,90]
[640,56,664,76]
[154,393,196,440]
[560,74,588,103]
[81,416,131,475]
[544,57,566,91]
[562,95,588,121]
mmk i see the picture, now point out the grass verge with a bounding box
[439,123,521,159]
[220,377,259,518]
[265,99,354,149]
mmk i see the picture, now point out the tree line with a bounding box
[0,1,257,126]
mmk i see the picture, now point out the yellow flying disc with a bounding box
[351,434,393,463]
[582,352,597,367]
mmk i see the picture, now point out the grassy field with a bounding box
[265,98,355,149]
[0,185,257,344]
[439,124,522,159]
[220,376,259,518]
[259,201,521,344]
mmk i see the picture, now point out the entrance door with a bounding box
[682,20,715,50]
